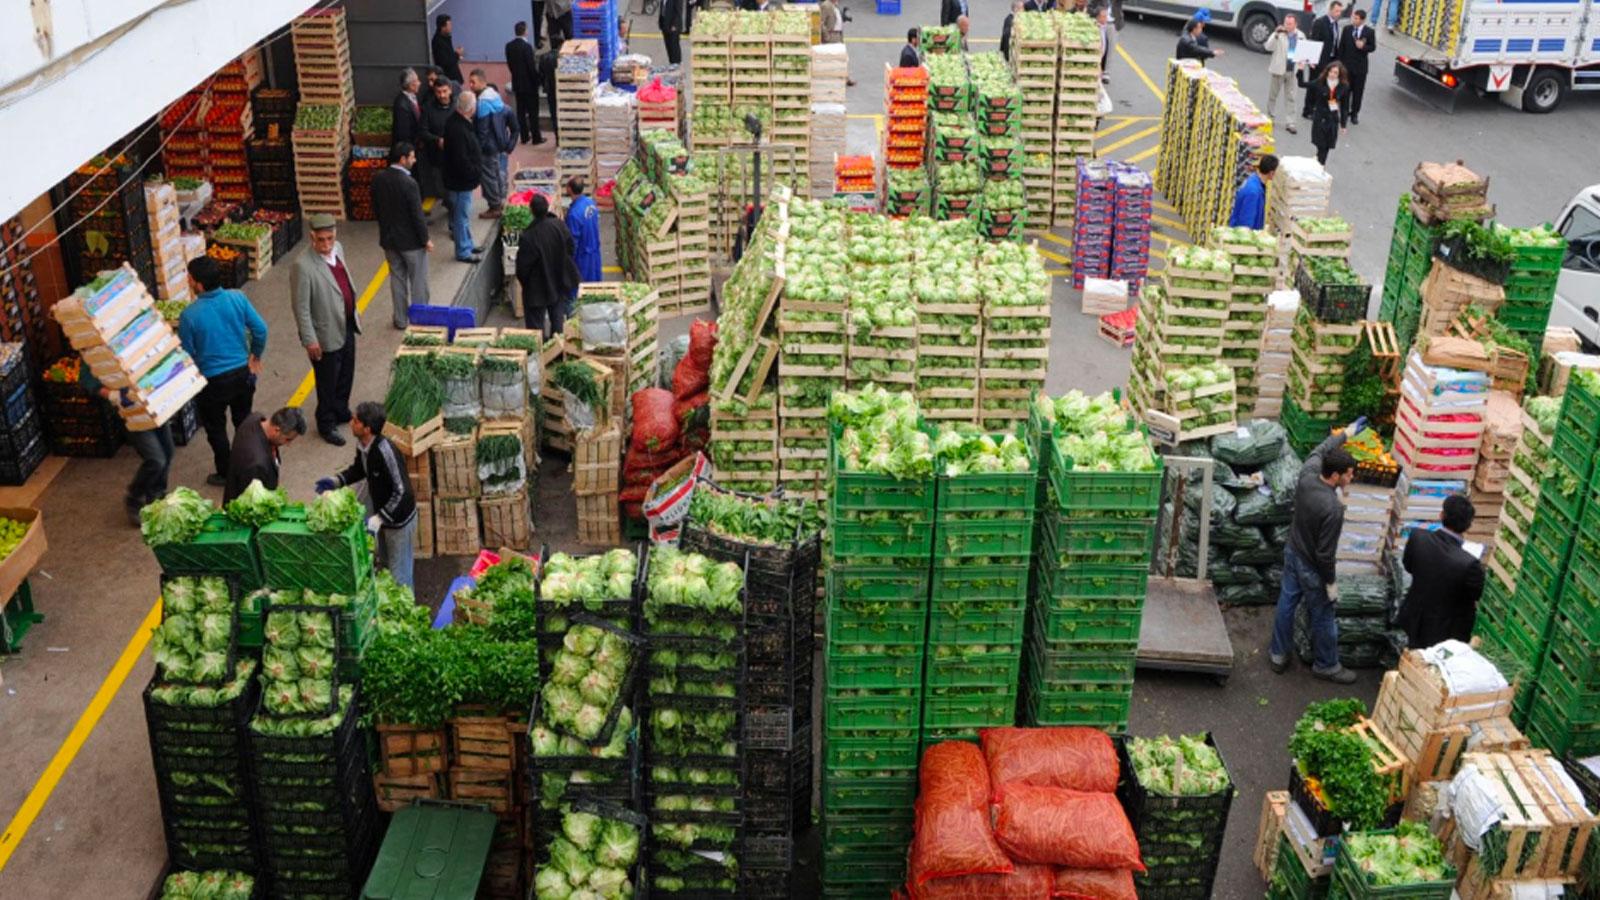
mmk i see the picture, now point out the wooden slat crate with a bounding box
[375,724,448,776]
[405,451,433,501]
[576,492,620,546]
[574,421,622,496]
[432,432,480,499]
[1374,669,1471,783]
[1446,752,1552,883]
[414,499,434,560]
[479,489,531,552]
[1351,717,1411,807]
[434,498,480,556]
[447,767,517,816]
[1511,750,1595,876]
[450,706,518,771]
[1255,790,1289,882]
[372,771,442,813]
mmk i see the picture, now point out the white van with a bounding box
[1120,0,1342,52]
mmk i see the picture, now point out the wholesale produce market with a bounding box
[1,1,1599,899]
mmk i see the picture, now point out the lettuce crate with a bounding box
[257,509,372,594]
[923,648,1022,688]
[152,513,264,588]
[928,596,1027,645]
[930,562,1029,601]
[1047,449,1163,516]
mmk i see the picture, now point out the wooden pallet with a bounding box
[375,724,448,777]
[1373,669,1470,783]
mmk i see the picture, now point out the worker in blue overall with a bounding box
[565,176,603,285]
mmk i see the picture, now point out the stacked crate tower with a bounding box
[978,242,1052,432]
[1053,12,1101,230]
[1265,157,1332,254]
[1211,227,1278,413]
[1498,224,1564,342]
[291,8,354,219]
[0,341,45,486]
[776,198,845,501]
[1380,163,1494,354]
[821,402,935,898]
[915,231,982,427]
[1012,12,1058,227]
[1024,406,1162,730]
[768,16,812,192]
[1126,246,1233,421]
[557,41,599,190]
[572,0,619,81]
[1157,61,1273,238]
[58,157,157,294]
[206,54,262,205]
[1282,225,1364,457]
[927,62,978,224]
[974,54,1026,241]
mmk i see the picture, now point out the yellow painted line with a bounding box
[1095,124,1162,158]
[1150,231,1174,245]
[1036,246,1071,266]
[1127,145,1161,165]
[1046,268,1069,277]
[603,265,622,274]
[1153,213,1189,232]
[1093,116,1147,140]
[1116,44,1166,103]
[1151,246,1167,260]
[663,33,1000,45]
[1037,232,1073,249]
[1154,200,1177,213]
[0,600,163,872]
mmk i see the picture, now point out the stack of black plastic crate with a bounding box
[0,344,45,486]
[679,483,821,898]
[248,88,299,213]
[35,368,126,459]
[57,157,157,294]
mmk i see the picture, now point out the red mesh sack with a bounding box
[673,391,710,422]
[991,785,1143,871]
[980,728,1118,794]
[619,486,650,504]
[1051,869,1137,900]
[911,865,1055,900]
[631,388,681,453]
[909,742,1012,885]
[673,320,717,400]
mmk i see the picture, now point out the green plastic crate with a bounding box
[821,816,914,850]
[1546,613,1600,686]
[1269,835,1330,900]
[1042,561,1149,599]
[935,465,1038,514]
[1043,516,1157,560]
[825,596,928,646]
[821,767,919,811]
[934,517,1035,558]
[238,589,265,649]
[921,690,1018,727]
[1523,517,1573,581]
[830,435,936,513]
[1024,640,1136,686]
[257,511,371,594]
[928,596,1027,645]
[924,649,1022,688]
[823,689,922,731]
[1032,607,1143,643]
[831,515,935,559]
[820,837,908,866]
[822,732,920,769]
[930,563,1029,600]
[363,796,497,899]
[1526,690,1600,757]
[1047,452,1163,516]
[828,565,930,602]
[1329,830,1455,899]
[152,513,264,588]
[1534,654,1600,724]
[1022,681,1130,728]
[825,650,926,690]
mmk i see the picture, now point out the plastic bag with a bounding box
[1230,544,1281,567]
[991,785,1144,871]
[526,351,543,397]
[442,372,481,421]
[1217,582,1273,606]
[1181,481,1236,527]
[631,388,681,453]
[912,865,1055,900]
[578,301,627,351]
[1261,451,1303,496]
[1235,486,1295,526]
[563,389,597,432]
[673,320,716,400]
[1212,419,1288,468]
[480,362,527,421]
[909,742,1013,885]
[980,728,1118,794]
[1051,868,1137,900]
[1207,560,1260,585]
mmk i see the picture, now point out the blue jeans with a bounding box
[125,424,175,506]
[1271,544,1341,672]
[1370,0,1400,27]
[379,516,417,589]
[448,189,476,259]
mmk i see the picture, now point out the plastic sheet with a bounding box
[981,728,1119,794]
[578,301,627,351]
[1051,868,1137,900]
[442,372,481,421]
[480,364,527,421]
[909,742,1013,885]
[991,785,1144,871]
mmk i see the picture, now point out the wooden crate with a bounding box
[450,706,518,771]
[1447,752,1552,882]
[1351,717,1411,807]
[574,421,622,496]
[413,500,434,560]
[1470,717,1528,753]
[434,498,480,556]
[375,724,448,776]
[432,432,480,499]
[1511,750,1595,876]
[447,767,517,816]
[1373,669,1471,783]
[386,414,444,457]
[479,490,531,552]
[1255,790,1290,882]
[373,771,442,813]
[405,451,433,501]
[576,492,620,546]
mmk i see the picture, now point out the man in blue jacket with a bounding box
[1228,154,1277,230]
[469,70,519,217]
[177,256,268,486]
[565,176,602,284]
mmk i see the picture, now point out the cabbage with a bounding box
[141,488,215,547]
[535,867,573,899]
[596,819,640,868]
[573,704,608,740]
[551,836,595,886]
[224,478,286,527]
[564,810,602,851]
[553,652,591,686]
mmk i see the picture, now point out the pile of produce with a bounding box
[307,486,365,534]
[1163,361,1237,429]
[1288,699,1390,831]
[1337,822,1451,888]
[1038,390,1158,474]
[685,485,821,546]
[829,386,934,480]
[540,622,637,743]
[224,479,286,528]
[292,104,342,131]
[538,550,637,633]
[157,871,256,899]
[383,353,443,428]
[533,805,642,899]
[1125,733,1233,894]
[1292,572,1401,669]
[0,516,31,563]
[352,105,394,135]
[258,607,339,716]
[152,576,237,684]
[931,427,1033,476]
[1127,734,1231,796]
[977,241,1050,428]
[141,488,217,547]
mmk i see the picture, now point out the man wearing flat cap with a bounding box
[292,214,362,446]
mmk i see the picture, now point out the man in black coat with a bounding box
[1337,9,1375,123]
[516,195,580,340]
[899,29,922,68]
[941,0,969,26]
[1303,1,1343,117]
[419,76,455,207]
[660,0,686,66]
[372,143,432,328]
[1001,0,1022,60]
[433,14,465,84]
[442,91,485,262]
[1176,18,1221,64]
[506,21,545,144]
[223,408,306,504]
[1398,496,1486,650]
[392,69,424,149]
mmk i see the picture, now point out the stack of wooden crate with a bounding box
[290,8,354,219]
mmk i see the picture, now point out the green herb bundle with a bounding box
[552,361,607,411]
[686,487,820,547]
[480,354,522,375]
[430,352,478,379]
[1289,699,1389,830]
[402,332,445,347]
[494,332,543,353]
[385,354,444,427]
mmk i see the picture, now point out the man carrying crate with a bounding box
[315,402,419,589]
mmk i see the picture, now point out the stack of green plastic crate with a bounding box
[1524,373,1600,754]
[922,434,1037,747]
[1496,224,1565,341]
[820,433,933,899]
[1022,418,1161,731]
[1378,195,1442,354]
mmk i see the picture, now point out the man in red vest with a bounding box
[291,214,363,446]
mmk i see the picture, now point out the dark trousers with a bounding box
[523,302,567,342]
[664,30,683,65]
[126,424,175,506]
[545,80,560,138]
[196,365,255,477]
[311,336,356,434]
[1348,69,1368,117]
[531,1,546,45]
[550,12,572,46]
[515,91,543,142]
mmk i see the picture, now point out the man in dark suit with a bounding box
[392,69,424,148]
[432,14,465,84]
[1398,495,1486,649]
[419,75,455,208]
[505,21,545,144]
[371,143,432,328]
[941,0,969,26]
[1303,0,1343,118]
[1337,8,1375,124]
[660,0,686,65]
[899,28,922,68]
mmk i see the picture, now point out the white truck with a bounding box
[1391,0,1600,112]
[1548,186,1600,349]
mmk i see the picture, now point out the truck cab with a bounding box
[1547,186,1600,351]
[1120,0,1340,52]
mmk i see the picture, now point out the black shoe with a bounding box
[532,135,547,145]
[1350,114,1359,125]
[321,429,347,447]
[206,473,226,487]
[1270,654,1289,675]
[1313,666,1359,685]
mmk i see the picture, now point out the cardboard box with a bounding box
[0,507,47,604]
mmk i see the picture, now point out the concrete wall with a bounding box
[434,0,535,62]
[346,0,432,106]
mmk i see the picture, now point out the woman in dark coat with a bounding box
[515,195,580,340]
[1307,60,1351,166]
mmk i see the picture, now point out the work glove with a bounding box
[314,477,337,495]
[117,388,135,408]
[367,514,384,535]
[1343,416,1368,437]
[1325,582,1340,603]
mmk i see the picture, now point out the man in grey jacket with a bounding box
[292,214,363,446]
[1269,422,1361,683]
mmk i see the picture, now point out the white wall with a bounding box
[0,0,315,222]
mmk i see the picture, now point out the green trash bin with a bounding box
[362,800,498,899]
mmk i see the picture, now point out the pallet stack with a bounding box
[160,91,210,181]
[1466,390,1520,550]
[1127,246,1233,421]
[0,345,44,484]
[290,8,354,219]
[205,53,263,204]
[978,241,1051,432]
[594,87,637,188]
[809,101,847,199]
[1025,396,1161,731]
[1157,60,1273,239]
[812,42,849,103]
[1479,398,1554,639]
[1054,13,1101,230]
[1283,308,1363,456]
[914,231,982,427]
[884,64,928,175]
[557,40,599,159]
[1495,223,1564,340]
[1379,197,1445,353]
[144,181,190,303]
[706,208,781,496]
[1211,227,1279,412]
[769,16,813,190]
[1393,352,1489,483]
[1252,289,1299,418]
[1011,11,1058,225]
[1265,156,1332,247]
[572,0,619,81]
[776,198,844,500]
[1072,158,1115,288]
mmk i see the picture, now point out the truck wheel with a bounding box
[1240,11,1275,52]
[1523,69,1565,113]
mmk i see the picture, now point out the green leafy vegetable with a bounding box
[307,487,365,533]
[224,479,286,527]
[141,488,216,547]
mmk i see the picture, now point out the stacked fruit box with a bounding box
[1212,227,1279,411]
[846,263,917,394]
[1398,0,1467,52]
[291,102,349,220]
[915,232,982,426]
[572,0,619,80]
[978,242,1051,431]
[594,88,637,186]
[1467,390,1521,551]
[1159,60,1273,239]
[809,100,846,199]
[1253,289,1300,418]
[970,52,1025,240]
[821,395,934,899]
[883,166,929,218]
[1111,164,1154,293]
[923,433,1037,746]
[144,181,190,303]
[557,41,599,153]
[292,8,354,111]
[1072,158,1115,288]
[1287,215,1353,284]
[1521,372,1600,751]
[160,90,210,181]
[688,11,732,107]
[1053,14,1101,229]
[1127,245,1232,417]
[1392,352,1489,482]
[205,95,256,205]
[669,168,713,316]
[1011,11,1058,224]
[834,154,877,210]
[1410,160,1494,226]
[929,106,979,222]
[1379,195,1445,353]
[1287,306,1363,437]
[1025,403,1161,731]
[1265,156,1332,248]
[777,200,843,501]
[1495,223,1565,340]
[1483,399,1554,603]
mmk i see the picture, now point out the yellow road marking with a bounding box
[1095,124,1162,158]
[1150,232,1174,244]
[1036,246,1071,266]
[1154,200,1177,213]
[1093,116,1147,140]
[1153,213,1188,232]
[655,33,1000,45]
[1151,246,1167,260]
[1037,232,1074,249]
[603,265,622,274]
[1127,145,1161,164]
[1116,44,1166,103]
[0,600,163,872]
[1046,268,1069,277]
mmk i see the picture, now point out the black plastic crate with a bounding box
[0,348,29,402]
[1294,261,1371,325]
[0,431,45,485]
[0,407,43,458]
[248,685,361,777]
[525,690,642,811]
[50,429,124,458]
[170,399,200,446]
[1,380,35,429]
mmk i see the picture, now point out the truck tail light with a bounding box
[1442,72,1458,87]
